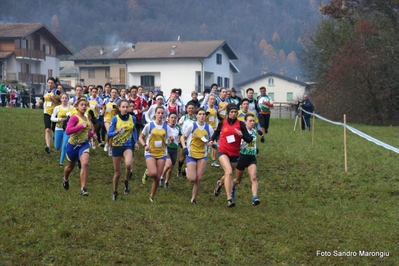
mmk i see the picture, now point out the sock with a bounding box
[178,160,184,171]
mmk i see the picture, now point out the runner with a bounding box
[50,93,73,166]
[209,103,254,207]
[160,112,182,189]
[203,93,219,167]
[62,97,96,196]
[108,99,139,200]
[37,77,59,153]
[232,113,261,206]
[181,107,214,204]
[102,87,120,156]
[177,103,196,177]
[139,106,173,202]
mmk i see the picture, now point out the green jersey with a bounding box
[240,129,257,155]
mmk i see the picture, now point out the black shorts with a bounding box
[44,114,52,129]
[167,147,178,165]
[218,152,240,163]
[258,113,270,132]
[236,154,257,171]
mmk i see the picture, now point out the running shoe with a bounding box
[91,140,96,150]
[112,192,118,201]
[159,177,165,187]
[231,186,236,199]
[149,196,155,203]
[227,199,236,208]
[214,180,222,197]
[45,146,50,153]
[211,161,220,167]
[62,178,69,190]
[124,181,130,194]
[252,196,261,206]
[80,187,89,196]
[191,199,197,204]
[104,143,109,152]
[142,169,148,185]
[165,182,169,190]
[260,136,265,143]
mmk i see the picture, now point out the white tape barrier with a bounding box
[300,108,399,154]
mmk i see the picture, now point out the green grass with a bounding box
[1,108,398,265]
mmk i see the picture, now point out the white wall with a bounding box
[41,56,59,78]
[203,48,231,86]
[240,76,305,102]
[127,59,200,95]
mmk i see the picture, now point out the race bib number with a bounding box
[154,140,162,147]
[226,135,235,143]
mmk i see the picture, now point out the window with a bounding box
[287,92,293,101]
[119,68,126,84]
[217,76,223,87]
[43,44,51,55]
[268,78,274,86]
[102,60,110,64]
[268,92,274,101]
[85,60,92,65]
[21,63,30,73]
[216,53,222,65]
[224,78,230,88]
[105,69,110,79]
[141,75,154,87]
[48,69,53,78]
[89,69,95,78]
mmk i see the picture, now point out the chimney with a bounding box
[262,68,268,75]
[132,43,136,52]
[100,48,104,55]
[171,45,177,55]
[280,69,284,75]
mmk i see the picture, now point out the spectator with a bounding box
[300,94,314,131]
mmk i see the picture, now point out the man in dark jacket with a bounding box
[300,94,314,131]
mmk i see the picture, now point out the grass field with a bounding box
[0,108,398,265]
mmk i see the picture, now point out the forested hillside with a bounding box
[1,0,323,83]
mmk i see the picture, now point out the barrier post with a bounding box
[300,109,302,134]
[344,114,348,172]
[312,112,315,147]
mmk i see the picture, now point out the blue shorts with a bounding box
[66,141,90,163]
[186,156,207,164]
[112,146,133,157]
[218,152,240,163]
[145,154,167,161]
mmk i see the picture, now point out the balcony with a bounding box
[5,72,46,84]
[14,48,45,60]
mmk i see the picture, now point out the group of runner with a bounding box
[39,78,274,207]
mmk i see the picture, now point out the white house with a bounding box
[118,40,239,95]
[0,23,72,93]
[236,71,309,103]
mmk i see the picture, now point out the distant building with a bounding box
[68,45,130,89]
[118,40,239,95]
[236,72,309,103]
[59,60,79,89]
[0,23,72,93]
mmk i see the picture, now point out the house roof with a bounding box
[0,23,72,55]
[59,61,79,76]
[118,40,238,60]
[236,72,307,87]
[0,51,13,59]
[68,45,130,60]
